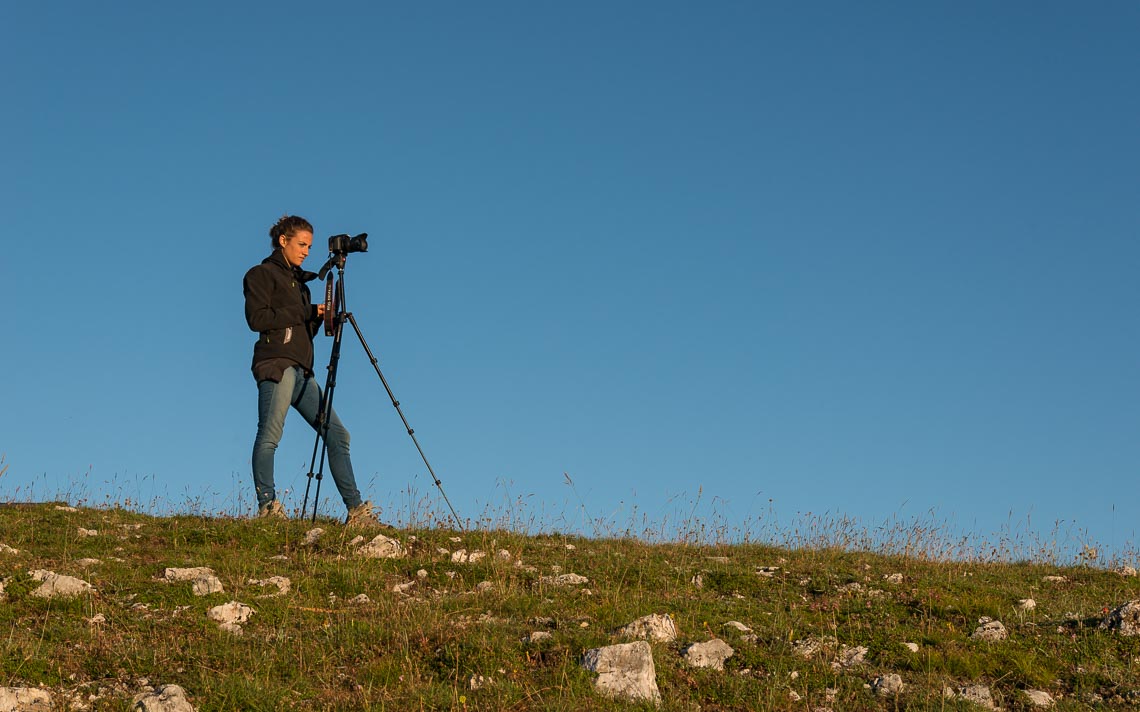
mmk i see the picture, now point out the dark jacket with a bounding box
[243,250,322,382]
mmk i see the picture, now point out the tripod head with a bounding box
[317,233,368,280]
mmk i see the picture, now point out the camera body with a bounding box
[328,233,368,255]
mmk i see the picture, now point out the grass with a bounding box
[0,496,1137,710]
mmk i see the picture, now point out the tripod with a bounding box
[300,249,464,531]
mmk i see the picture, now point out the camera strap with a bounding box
[323,273,336,337]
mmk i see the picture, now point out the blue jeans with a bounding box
[252,366,362,510]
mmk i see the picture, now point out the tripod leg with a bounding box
[343,312,465,532]
[302,311,347,522]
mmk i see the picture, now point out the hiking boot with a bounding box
[345,501,391,529]
[257,500,287,520]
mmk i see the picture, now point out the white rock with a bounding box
[755,566,780,577]
[350,594,371,605]
[468,675,493,690]
[451,550,487,564]
[29,570,94,598]
[1102,599,1140,636]
[1117,565,1137,577]
[131,684,195,711]
[1042,575,1067,583]
[872,673,904,697]
[971,617,1008,642]
[392,581,416,595]
[357,534,406,559]
[1019,598,1037,611]
[77,528,98,537]
[945,684,996,710]
[723,621,752,632]
[1023,689,1055,707]
[0,687,53,710]
[87,613,107,626]
[207,601,254,628]
[217,622,243,636]
[164,567,216,583]
[883,573,904,584]
[902,642,919,653]
[55,505,78,512]
[832,645,868,670]
[416,569,429,579]
[581,641,661,706]
[540,573,589,586]
[75,558,102,567]
[248,576,291,598]
[475,581,494,593]
[525,631,552,643]
[618,614,678,643]
[348,535,365,547]
[496,549,512,561]
[683,639,734,670]
[302,528,324,546]
[0,544,20,555]
[191,576,224,596]
[792,635,835,659]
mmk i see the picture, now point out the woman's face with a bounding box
[280,230,313,267]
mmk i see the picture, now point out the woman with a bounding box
[243,215,378,526]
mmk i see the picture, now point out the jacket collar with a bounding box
[264,250,318,283]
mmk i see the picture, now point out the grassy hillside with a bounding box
[0,502,1137,710]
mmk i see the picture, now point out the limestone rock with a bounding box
[723,620,751,633]
[302,528,324,546]
[1102,599,1140,636]
[191,575,224,596]
[207,601,253,634]
[164,567,216,583]
[683,639,734,670]
[451,549,487,564]
[0,687,53,711]
[618,614,677,643]
[582,641,660,706]
[1023,689,1055,707]
[248,576,291,598]
[29,570,94,598]
[357,534,406,559]
[902,642,919,653]
[792,635,835,659]
[540,573,589,586]
[0,544,19,555]
[945,684,996,710]
[872,674,904,697]
[132,684,195,711]
[1018,598,1036,611]
[1117,565,1137,577]
[971,617,1008,642]
[832,644,868,670]
[883,573,904,584]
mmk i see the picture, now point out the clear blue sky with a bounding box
[3,2,1137,559]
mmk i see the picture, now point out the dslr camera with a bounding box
[328,233,368,255]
